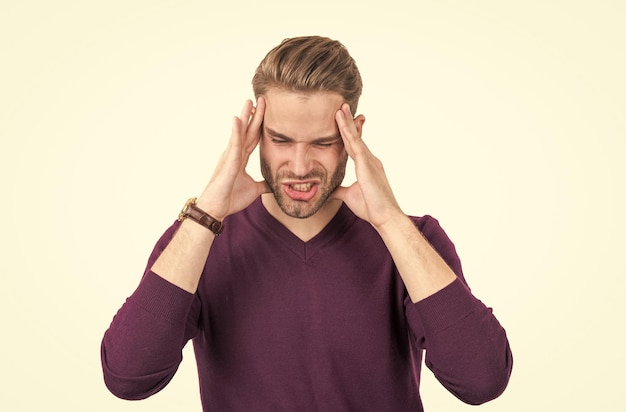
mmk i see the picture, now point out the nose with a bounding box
[290,143,312,178]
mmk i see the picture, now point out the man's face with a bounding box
[260,89,348,219]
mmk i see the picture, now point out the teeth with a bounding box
[290,183,313,192]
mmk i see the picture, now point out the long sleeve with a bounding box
[405,215,513,405]
[101,201,513,410]
[101,222,201,400]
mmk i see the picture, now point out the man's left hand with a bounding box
[331,104,404,229]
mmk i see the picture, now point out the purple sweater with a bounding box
[102,197,512,411]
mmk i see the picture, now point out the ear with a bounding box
[353,114,366,136]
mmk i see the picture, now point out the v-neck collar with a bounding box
[247,196,357,262]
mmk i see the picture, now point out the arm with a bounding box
[406,215,512,404]
[101,223,201,399]
[102,98,269,399]
[332,104,455,302]
[332,104,512,403]
[152,98,269,293]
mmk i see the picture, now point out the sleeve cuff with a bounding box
[406,278,483,336]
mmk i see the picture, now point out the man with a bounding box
[102,36,512,411]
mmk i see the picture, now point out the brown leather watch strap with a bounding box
[178,197,224,236]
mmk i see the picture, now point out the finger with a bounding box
[244,97,266,151]
[336,105,359,157]
[231,99,257,152]
[342,104,366,139]
[228,115,244,150]
[251,96,265,127]
[239,99,253,123]
[242,99,265,154]
[340,107,370,157]
[249,96,264,120]
[335,106,350,141]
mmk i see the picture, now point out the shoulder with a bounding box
[408,214,437,230]
[408,214,449,241]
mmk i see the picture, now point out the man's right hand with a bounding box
[196,98,270,221]
[151,98,269,293]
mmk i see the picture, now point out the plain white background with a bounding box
[1,1,624,410]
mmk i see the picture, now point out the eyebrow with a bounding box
[264,126,341,144]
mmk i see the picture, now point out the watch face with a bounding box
[178,197,196,221]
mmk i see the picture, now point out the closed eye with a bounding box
[264,126,340,148]
[311,136,341,148]
[268,136,291,145]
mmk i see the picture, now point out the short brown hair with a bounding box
[252,36,363,111]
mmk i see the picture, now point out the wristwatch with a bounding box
[178,197,224,236]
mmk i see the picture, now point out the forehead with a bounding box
[262,89,344,140]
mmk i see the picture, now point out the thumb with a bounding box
[330,186,348,202]
[257,180,271,195]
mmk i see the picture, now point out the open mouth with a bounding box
[282,181,319,201]
[289,183,314,192]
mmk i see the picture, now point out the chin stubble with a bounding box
[260,154,347,219]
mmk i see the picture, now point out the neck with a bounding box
[261,194,343,242]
